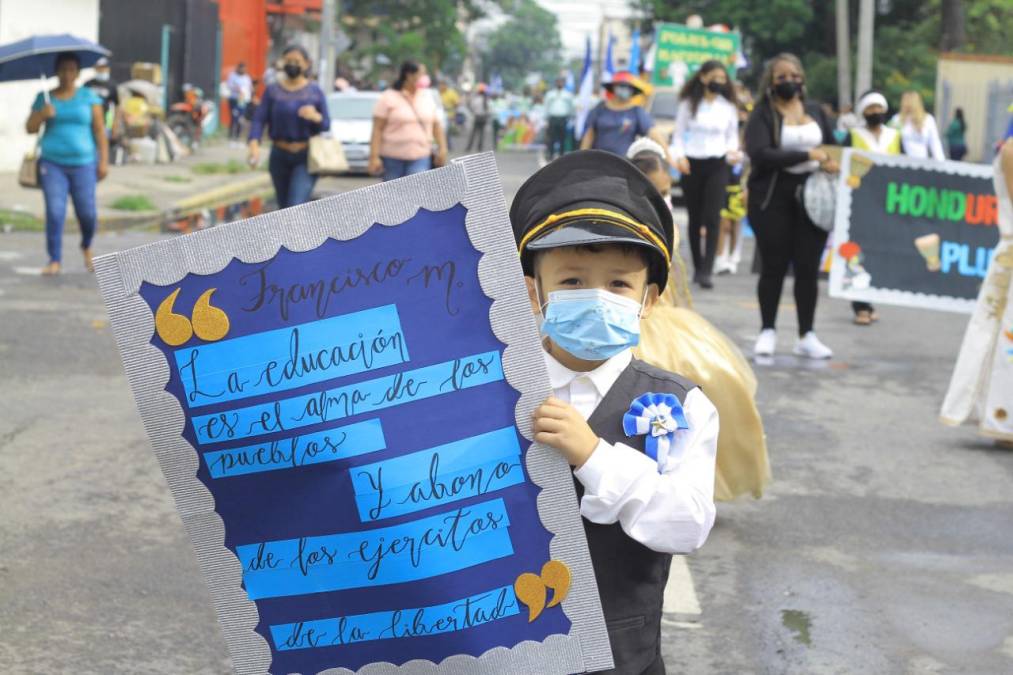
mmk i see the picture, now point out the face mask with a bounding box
[417,74,431,88]
[863,112,885,128]
[613,85,634,101]
[706,81,724,94]
[539,288,645,361]
[95,71,110,82]
[283,63,303,79]
[773,80,801,100]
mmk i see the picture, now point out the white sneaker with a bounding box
[754,329,777,356]
[793,332,833,359]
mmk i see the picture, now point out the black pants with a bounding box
[467,115,489,151]
[682,157,728,278]
[749,172,829,336]
[547,116,569,159]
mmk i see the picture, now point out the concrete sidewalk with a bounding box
[0,141,273,231]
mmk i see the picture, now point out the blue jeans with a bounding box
[39,159,97,264]
[228,98,246,140]
[269,146,317,209]
[381,156,431,182]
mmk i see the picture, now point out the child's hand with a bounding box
[533,397,599,468]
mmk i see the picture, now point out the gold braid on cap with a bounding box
[518,208,671,266]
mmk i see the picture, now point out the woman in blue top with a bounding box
[25,52,109,275]
[247,45,330,209]
[579,71,666,157]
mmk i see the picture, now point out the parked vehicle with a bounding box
[326,91,381,174]
[168,84,213,149]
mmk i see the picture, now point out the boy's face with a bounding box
[525,245,659,319]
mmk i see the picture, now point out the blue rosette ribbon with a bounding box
[622,392,689,472]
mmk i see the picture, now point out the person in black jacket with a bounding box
[744,53,839,359]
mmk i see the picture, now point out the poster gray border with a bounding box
[94,153,612,675]
[829,148,996,314]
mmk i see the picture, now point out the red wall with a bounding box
[215,0,269,128]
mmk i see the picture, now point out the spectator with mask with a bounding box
[247,46,330,208]
[670,60,740,289]
[744,53,838,359]
[580,71,667,157]
[845,90,901,326]
[84,57,124,162]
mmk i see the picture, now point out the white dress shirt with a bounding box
[669,96,739,160]
[545,88,575,118]
[544,349,718,554]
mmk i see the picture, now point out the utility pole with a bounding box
[835,0,852,109]
[319,0,337,94]
[854,0,874,102]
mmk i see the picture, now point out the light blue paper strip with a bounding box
[191,351,503,446]
[174,304,408,409]
[236,498,512,600]
[202,418,386,479]
[350,427,524,522]
[270,585,520,651]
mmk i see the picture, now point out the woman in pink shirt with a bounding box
[368,61,448,181]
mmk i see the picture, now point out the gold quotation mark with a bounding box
[155,288,230,346]
[514,560,571,622]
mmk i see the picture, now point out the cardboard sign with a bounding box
[650,23,741,87]
[95,154,612,675]
[830,149,1000,313]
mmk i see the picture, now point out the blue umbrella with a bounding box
[0,33,109,82]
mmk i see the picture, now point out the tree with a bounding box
[479,0,563,90]
[633,0,1013,110]
[940,0,965,51]
[342,0,486,80]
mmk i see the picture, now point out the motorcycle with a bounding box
[167,84,213,149]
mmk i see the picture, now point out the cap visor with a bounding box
[524,220,659,253]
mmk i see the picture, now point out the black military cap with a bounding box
[510,149,674,291]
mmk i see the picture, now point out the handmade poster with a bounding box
[95,154,613,675]
[650,23,741,87]
[830,149,999,313]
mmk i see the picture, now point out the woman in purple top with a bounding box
[247,45,330,209]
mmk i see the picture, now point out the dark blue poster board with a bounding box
[830,150,999,313]
[95,156,612,675]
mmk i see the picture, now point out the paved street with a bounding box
[1,151,1011,674]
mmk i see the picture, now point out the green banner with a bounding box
[651,23,741,87]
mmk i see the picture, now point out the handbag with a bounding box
[307,134,349,175]
[18,133,42,189]
[798,170,838,232]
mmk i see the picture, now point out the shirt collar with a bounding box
[543,348,633,398]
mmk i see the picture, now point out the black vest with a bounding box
[577,358,696,675]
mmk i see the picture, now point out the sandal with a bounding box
[853,310,873,325]
[82,248,95,273]
[41,261,61,276]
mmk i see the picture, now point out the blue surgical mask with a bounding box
[539,288,645,361]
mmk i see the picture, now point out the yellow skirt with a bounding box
[635,252,771,500]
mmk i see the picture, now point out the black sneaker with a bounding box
[698,275,714,289]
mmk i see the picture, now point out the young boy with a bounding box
[510,150,718,674]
